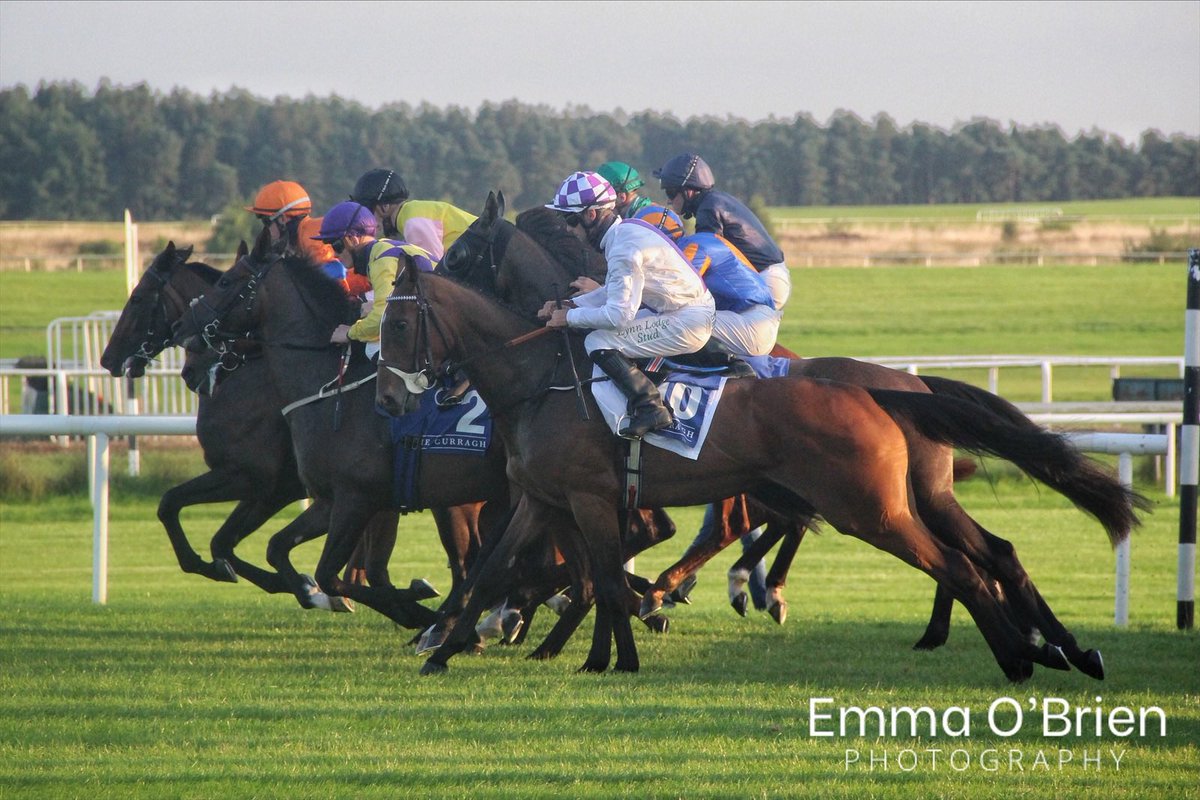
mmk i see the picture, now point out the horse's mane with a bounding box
[184,260,223,284]
[279,253,354,326]
[515,207,607,281]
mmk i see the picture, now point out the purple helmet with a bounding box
[545,171,618,213]
[634,205,685,241]
[312,201,377,241]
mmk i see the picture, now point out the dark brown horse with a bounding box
[376,262,1143,681]
[99,242,360,609]
[440,194,971,642]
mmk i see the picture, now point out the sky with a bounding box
[1,0,1197,146]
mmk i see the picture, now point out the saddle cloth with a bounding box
[590,367,726,460]
[383,388,492,510]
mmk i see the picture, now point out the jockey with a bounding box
[596,161,653,219]
[349,168,477,262]
[315,201,435,358]
[246,180,344,283]
[635,205,780,357]
[539,171,715,439]
[653,153,791,311]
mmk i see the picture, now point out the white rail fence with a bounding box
[0,412,1180,627]
[2,354,1184,416]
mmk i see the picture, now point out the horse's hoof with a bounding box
[578,661,607,674]
[408,577,440,600]
[414,625,446,656]
[212,558,238,583]
[768,600,787,626]
[528,648,554,661]
[329,595,355,613]
[1002,658,1035,683]
[501,610,524,644]
[476,609,505,641]
[468,643,486,655]
[544,594,571,616]
[1073,649,1105,680]
[1034,643,1070,671]
[668,574,697,605]
[643,614,669,634]
[420,659,448,676]
[912,630,948,651]
[638,594,664,620]
[731,592,748,618]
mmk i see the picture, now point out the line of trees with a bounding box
[1,80,1196,222]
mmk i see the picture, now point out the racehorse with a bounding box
[99,242,358,610]
[439,193,995,643]
[375,259,1144,681]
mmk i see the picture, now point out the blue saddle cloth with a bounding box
[380,388,492,510]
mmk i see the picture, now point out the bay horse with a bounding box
[440,193,992,645]
[376,261,1144,680]
[99,242,356,610]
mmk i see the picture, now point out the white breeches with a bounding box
[712,303,780,356]
[760,262,791,310]
[583,304,716,359]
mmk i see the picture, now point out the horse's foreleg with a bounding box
[423,500,541,674]
[209,494,300,594]
[912,584,955,650]
[262,500,346,609]
[157,471,245,581]
[567,493,639,673]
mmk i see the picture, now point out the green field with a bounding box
[0,475,1196,799]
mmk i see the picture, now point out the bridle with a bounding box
[379,266,569,411]
[181,252,280,356]
[442,219,515,285]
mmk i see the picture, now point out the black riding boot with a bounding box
[692,338,757,379]
[592,349,674,439]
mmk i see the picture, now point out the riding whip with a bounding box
[553,283,590,421]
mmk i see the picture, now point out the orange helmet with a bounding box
[245,180,312,221]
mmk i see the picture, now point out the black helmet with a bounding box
[350,169,409,208]
[652,153,715,191]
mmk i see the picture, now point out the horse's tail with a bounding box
[918,374,1036,429]
[866,388,1150,546]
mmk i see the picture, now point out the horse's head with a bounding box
[439,190,507,295]
[101,240,198,377]
[441,191,599,320]
[376,258,440,417]
[172,229,278,357]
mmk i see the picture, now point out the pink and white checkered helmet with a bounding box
[545,171,618,213]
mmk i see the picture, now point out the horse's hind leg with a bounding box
[640,497,744,619]
[762,524,805,625]
[727,522,787,617]
[157,471,246,582]
[912,585,955,650]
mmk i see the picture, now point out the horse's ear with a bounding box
[160,240,176,265]
[177,244,194,263]
[252,226,272,261]
[495,190,506,220]
[483,190,500,223]
[236,240,249,260]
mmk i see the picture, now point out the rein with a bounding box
[381,269,578,415]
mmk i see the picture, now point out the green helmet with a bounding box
[596,161,645,193]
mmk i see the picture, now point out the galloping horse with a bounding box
[99,242,357,610]
[376,261,1143,680]
[438,193,1011,646]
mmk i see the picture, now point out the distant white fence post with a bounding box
[91,433,109,604]
[1114,453,1133,626]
